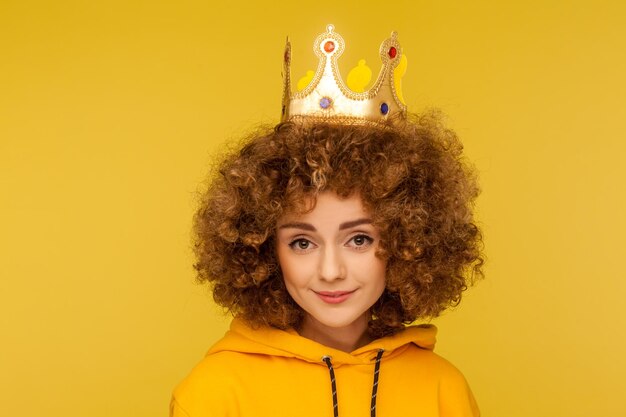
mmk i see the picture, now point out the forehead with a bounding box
[278,191,370,225]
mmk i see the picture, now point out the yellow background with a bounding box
[1,1,625,416]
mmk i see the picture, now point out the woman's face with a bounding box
[276,191,386,343]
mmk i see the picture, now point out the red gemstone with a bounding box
[324,41,335,53]
[388,46,397,59]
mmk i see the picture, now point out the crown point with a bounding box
[324,41,336,53]
[327,24,335,33]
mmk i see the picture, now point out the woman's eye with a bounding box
[289,239,313,252]
[349,234,374,248]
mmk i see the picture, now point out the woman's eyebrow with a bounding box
[339,218,372,230]
[278,222,316,231]
[277,218,372,231]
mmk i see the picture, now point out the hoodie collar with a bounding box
[207,318,437,366]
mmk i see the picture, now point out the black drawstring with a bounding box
[370,349,385,417]
[322,356,339,417]
[322,349,385,417]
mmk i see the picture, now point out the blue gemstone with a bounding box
[320,97,332,109]
[380,102,389,115]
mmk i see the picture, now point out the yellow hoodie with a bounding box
[171,319,479,417]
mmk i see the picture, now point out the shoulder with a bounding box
[382,345,480,416]
[173,350,258,389]
[171,351,250,417]
[389,343,465,375]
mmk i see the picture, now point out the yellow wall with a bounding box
[1,1,624,416]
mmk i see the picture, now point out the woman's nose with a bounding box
[318,246,345,281]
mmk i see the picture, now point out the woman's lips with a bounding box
[315,290,356,304]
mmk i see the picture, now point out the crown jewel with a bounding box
[281,25,407,124]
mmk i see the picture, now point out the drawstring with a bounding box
[322,356,339,417]
[370,349,385,417]
[322,349,385,417]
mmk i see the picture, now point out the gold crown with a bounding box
[281,24,408,124]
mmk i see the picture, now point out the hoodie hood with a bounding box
[207,318,437,366]
[173,318,480,417]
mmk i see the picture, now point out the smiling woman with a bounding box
[191,118,482,339]
[171,115,484,417]
[171,22,484,417]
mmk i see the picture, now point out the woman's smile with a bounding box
[314,289,357,304]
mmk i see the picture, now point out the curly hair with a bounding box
[193,111,483,338]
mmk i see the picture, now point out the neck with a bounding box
[298,315,372,353]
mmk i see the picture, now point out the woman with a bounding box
[171,26,483,417]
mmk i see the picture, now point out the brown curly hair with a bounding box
[193,111,483,338]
